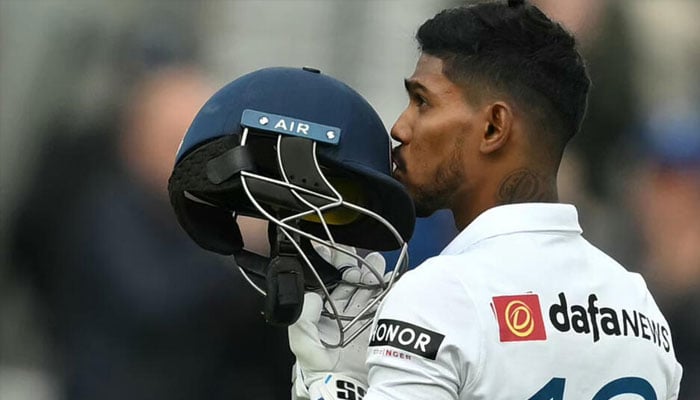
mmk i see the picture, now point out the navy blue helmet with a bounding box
[168,67,414,343]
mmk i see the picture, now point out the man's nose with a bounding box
[390,110,410,144]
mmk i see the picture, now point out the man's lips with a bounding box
[392,149,405,172]
[391,150,407,182]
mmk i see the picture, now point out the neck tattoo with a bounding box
[497,168,554,204]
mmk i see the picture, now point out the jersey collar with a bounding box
[440,203,582,256]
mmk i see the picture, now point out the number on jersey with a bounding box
[529,377,656,400]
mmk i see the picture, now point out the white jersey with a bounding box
[365,203,682,400]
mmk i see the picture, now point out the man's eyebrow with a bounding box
[404,78,428,93]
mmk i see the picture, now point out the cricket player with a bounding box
[288,1,683,399]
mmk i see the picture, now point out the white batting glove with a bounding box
[289,246,386,400]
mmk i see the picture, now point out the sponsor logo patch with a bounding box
[369,319,444,360]
[548,292,671,352]
[492,294,547,342]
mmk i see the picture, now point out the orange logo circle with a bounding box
[504,300,534,337]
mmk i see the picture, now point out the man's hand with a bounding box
[289,247,386,400]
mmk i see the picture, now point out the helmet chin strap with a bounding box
[263,226,306,326]
[231,221,341,326]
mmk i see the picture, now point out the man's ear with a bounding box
[480,102,512,154]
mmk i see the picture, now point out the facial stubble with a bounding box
[412,136,465,217]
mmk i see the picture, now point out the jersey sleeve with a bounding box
[630,272,685,400]
[667,362,682,400]
[364,258,483,400]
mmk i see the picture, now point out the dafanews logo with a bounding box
[492,294,547,342]
[549,292,672,352]
[369,319,445,360]
[492,292,672,351]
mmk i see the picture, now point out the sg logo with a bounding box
[337,380,366,400]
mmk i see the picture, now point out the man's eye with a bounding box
[412,94,428,107]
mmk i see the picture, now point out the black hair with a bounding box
[417,0,590,147]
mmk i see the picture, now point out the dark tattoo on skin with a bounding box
[497,168,551,204]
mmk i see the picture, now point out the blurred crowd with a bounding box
[1,1,698,399]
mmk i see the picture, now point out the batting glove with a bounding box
[289,246,386,400]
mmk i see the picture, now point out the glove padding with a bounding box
[289,246,386,399]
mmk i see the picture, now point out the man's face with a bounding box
[391,54,482,217]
